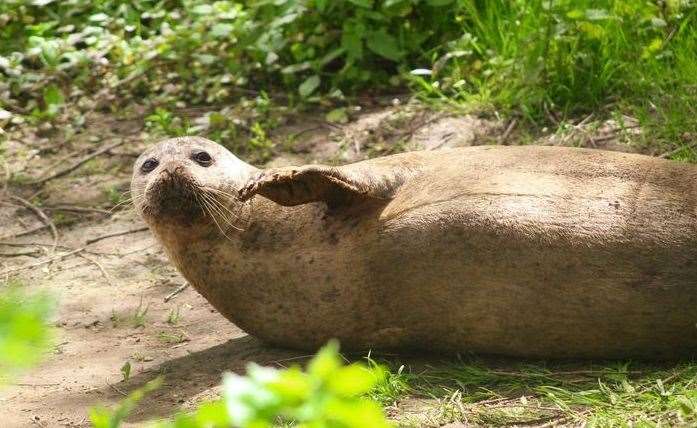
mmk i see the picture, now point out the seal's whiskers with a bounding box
[197,191,241,238]
[202,190,241,221]
[199,192,242,232]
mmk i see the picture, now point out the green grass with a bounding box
[3,1,697,159]
[368,357,697,426]
[411,0,697,157]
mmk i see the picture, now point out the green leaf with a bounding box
[427,0,454,6]
[307,340,341,379]
[0,286,53,380]
[281,61,312,74]
[324,398,392,428]
[315,0,329,12]
[329,364,377,396]
[366,30,403,61]
[342,22,365,61]
[298,75,321,98]
[193,401,231,425]
[326,107,349,124]
[346,0,373,8]
[578,22,605,39]
[89,13,110,22]
[650,17,667,28]
[191,4,213,14]
[269,368,312,403]
[566,9,584,19]
[41,85,64,117]
[43,85,64,107]
[318,48,345,68]
[210,23,233,38]
[642,38,663,58]
[382,0,413,16]
[585,8,610,20]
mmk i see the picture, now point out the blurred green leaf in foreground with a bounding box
[91,340,392,427]
[0,281,53,384]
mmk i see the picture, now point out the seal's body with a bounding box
[132,138,697,358]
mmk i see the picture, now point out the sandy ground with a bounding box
[0,105,637,427]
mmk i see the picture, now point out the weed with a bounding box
[145,108,192,137]
[166,306,181,325]
[157,331,187,345]
[109,310,120,328]
[132,299,149,328]
[120,361,131,382]
[246,122,275,163]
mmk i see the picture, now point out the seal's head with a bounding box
[131,137,255,228]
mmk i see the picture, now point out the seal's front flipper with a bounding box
[237,165,390,207]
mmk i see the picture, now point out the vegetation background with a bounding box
[1,0,697,427]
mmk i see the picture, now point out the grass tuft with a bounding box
[371,357,697,426]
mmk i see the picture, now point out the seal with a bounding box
[132,137,697,359]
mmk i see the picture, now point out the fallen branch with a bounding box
[164,283,190,302]
[0,247,84,277]
[12,383,60,387]
[106,380,127,397]
[30,139,126,185]
[0,240,150,257]
[78,253,113,286]
[85,226,148,245]
[0,223,49,240]
[0,249,42,258]
[499,118,518,145]
[43,205,111,215]
[9,195,58,252]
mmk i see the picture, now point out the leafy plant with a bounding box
[89,341,392,427]
[132,298,149,328]
[0,281,53,383]
[90,377,164,428]
[145,108,192,137]
[166,306,181,325]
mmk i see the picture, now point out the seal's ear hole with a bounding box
[192,150,213,167]
[141,158,159,174]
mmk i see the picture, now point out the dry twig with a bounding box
[500,118,518,145]
[44,205,111,215]
[30,139,126,185]
[0,223,50,240]
[78,253,113,286]
[0,249,42,257]
[85,226,148,245]
[9,195,59,252]
[164,283,190,302]
[0,247,84,276]
[106,380,127,397]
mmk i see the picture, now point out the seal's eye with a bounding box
[141,158,159,173]
[193,150,213,167]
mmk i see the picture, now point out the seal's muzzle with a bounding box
[146,165,203,222]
